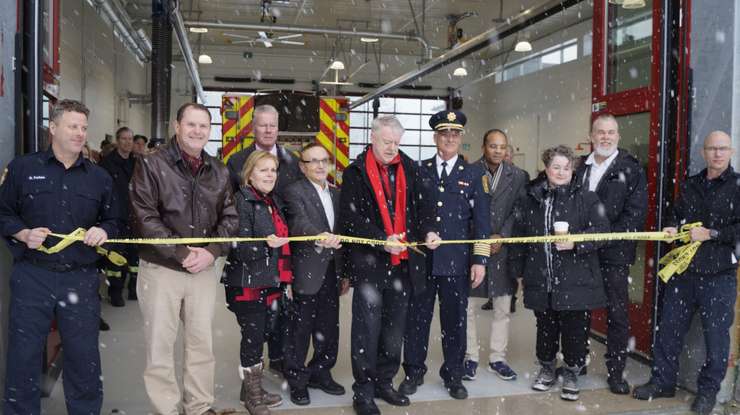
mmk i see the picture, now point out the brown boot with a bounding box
[241,364,270,415]
[240,365,283,408]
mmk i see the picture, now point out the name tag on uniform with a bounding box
[28,175,46,180]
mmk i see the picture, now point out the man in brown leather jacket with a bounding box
[129,102,238,415]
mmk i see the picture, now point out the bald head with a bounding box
[702,130,734,177]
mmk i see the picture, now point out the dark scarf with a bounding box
[365,148,408,265]
[180,151,203,176]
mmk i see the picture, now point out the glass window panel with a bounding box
[563,44,578,63]
[378,97,395,113]
[421,99,446,114]
[400,130,420,146]
[350,112,369,129]
[204,141,221,157]
[503,66,519,81]
[494,71,503,83]
[349,127,368,144]
[583,33,593,57]
[208,125,222,142]
[208,108,222,124]
[541,50,561,67]
[522,58,540,76]
[350,98,368,112]
[420,146,438,160]
[421,115,433,130]
[420,130,436,146]
[395,98,421,114]
[606,0,653,94]
[201,91,224,107]
[350,144,367,159]
[400,145,420,161]
[396,114,421,130]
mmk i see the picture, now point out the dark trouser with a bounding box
[535,307,591,368]
[652,272,736,398]
[351,266,409,403]
[602,264,631,376]
[403,274,469,384]
[226,286,281,367]
[3,262,102,415]
[285,270,340,388]
[102,245,139,295]
[266,303,286,363]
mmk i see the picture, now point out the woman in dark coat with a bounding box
[508,145,609,402]
[223,150,291,415]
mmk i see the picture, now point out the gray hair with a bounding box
[254,104,279,118]
[541,145,576,167]
[591,113,619,133]
[371,115,405,137]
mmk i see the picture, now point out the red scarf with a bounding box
[180,151,203,176]
[365,148,408,265]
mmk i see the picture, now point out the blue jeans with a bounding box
[3,262,102,415]
[651,271,736,398]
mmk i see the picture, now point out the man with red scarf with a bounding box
[339,115,441,415]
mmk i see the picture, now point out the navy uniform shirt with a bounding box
[0,149,121,266]
[419,155,491,276]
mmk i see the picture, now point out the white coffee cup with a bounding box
[553,221,569,235]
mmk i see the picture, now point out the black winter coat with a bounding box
[99,150,136,230]
[508,177,609,311]
[575,149,647,265]
[338,147,436,291]
[224,186,287,288]
[666,167,740,276]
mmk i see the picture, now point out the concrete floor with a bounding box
[40,291,708,415]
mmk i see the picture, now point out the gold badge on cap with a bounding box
[447,112,457,122]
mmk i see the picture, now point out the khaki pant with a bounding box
[138,258,226,415]
[465,295,512,364]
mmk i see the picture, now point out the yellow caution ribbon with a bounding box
[39,223,704,282]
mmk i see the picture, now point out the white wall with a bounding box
[59,0,151,150]
[460,20,593,176]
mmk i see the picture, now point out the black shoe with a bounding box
[691,394,716,415]
[353,400,380,415]
[481,300,493,310]
[290,387,310,406]
[127,290,138,301]
[308,377,345,395]
[607,376,631,395]
[445,381,468,400]
[99,318,110,331]
[632,381,676,400]
[398,376,423,396]
[375,387,410,406]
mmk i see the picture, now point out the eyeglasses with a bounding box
[301,158,330,166]
[704,146,732,153]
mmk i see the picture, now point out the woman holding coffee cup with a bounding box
[508,145,609,401]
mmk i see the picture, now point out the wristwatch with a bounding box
[709,229,720,240]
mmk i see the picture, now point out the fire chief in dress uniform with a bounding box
[400,110,491,400]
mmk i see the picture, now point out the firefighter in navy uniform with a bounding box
[400,110,491,400]
[0,99,121,415]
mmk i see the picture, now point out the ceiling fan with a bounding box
[223,31,304,48]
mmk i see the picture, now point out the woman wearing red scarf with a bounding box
[338,115,441,415]
[222,151,291,415]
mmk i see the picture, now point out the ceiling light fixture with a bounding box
[189,27,208,33]
[607,0,625,4]
[453,67,468,77]
[329,60,345,70]
[198,54,213,64]
[621,0,647,8]
[360,37,379,43]
[514,40,532,52]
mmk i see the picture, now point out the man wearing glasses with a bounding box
[282,143,347,406]
[633,131,740,415]
[400,110,491,400]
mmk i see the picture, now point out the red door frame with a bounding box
[590,0,665,355]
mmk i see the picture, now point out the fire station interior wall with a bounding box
[0,0,16,399]
[460,19,593,175]
[58,0,151,151]
[680,0,740,402]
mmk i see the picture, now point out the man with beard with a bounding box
[574,114,647,393]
